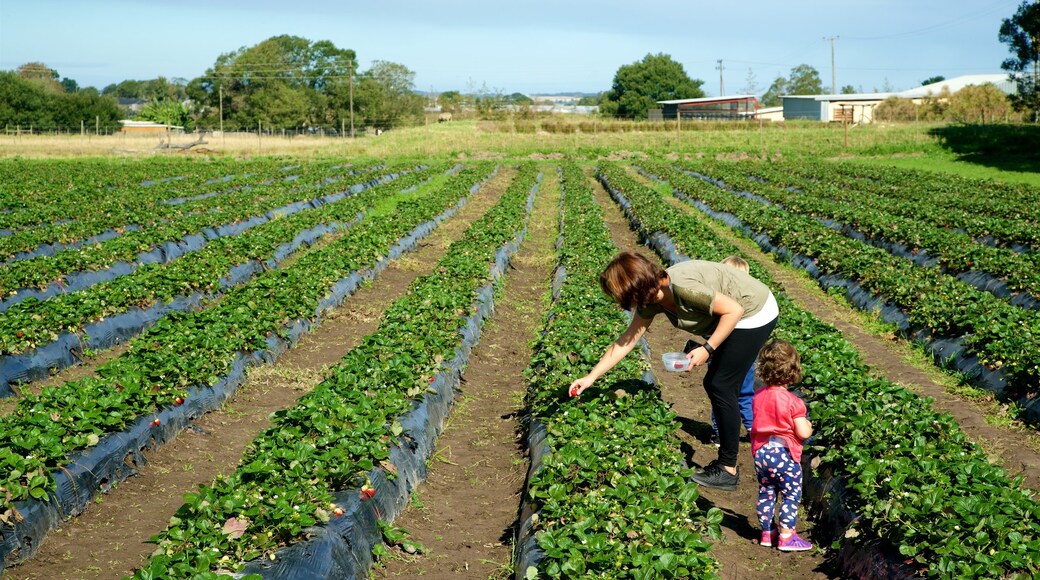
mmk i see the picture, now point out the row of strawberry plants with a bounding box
[0,164,446,393]
[0,159,385,289]
[788,160,1040,226]
[131,163,539,579]
[693,160,1040,301]
[0,163,498,569]
[773,160,1040,251]
[517,162,721,578]
[0,157,252,229]
[597,161,1040,578]
[640,161,1040,403]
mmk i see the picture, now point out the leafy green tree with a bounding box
[0,71,120,131]
[16,62,63,93]
[760,75,788,107]
[999,0,1040,121]
[787,64,823,95]
[577,93,603,106]
[921,75,946,86]
[188,35,355,130]
[437,90,466,113]
[138,99,192,129]
[508,92,533,104]
[946,83,1011,123]
[840,84,858,94]
[599,53,704,119]
[0,71,54,127]
[353,60,424,129]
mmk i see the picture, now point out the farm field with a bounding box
[1,121,1039,579]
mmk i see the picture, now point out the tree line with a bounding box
[1,1,1037,133]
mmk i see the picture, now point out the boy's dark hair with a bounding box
[756,339,803,386]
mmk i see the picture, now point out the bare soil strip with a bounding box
[372,167,559,579]
[7,168,515,580]
[590,170,833,579]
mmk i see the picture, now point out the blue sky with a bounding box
[0,0,1024,96]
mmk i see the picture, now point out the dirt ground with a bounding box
[7,160,1040,580]
[372,165,560,579]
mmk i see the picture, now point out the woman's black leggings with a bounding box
[702,318,776,468]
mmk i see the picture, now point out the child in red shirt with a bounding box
[751,340,814,551]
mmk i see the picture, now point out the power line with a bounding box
[843,0,1019,41]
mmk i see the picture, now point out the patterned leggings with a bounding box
[754,445,803,531]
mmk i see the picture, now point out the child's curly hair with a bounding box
[756,339,802,387]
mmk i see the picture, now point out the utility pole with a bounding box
[824,36,839,94]
[716,59,725,96]
[218,83,224,144]
[348,58,355,138]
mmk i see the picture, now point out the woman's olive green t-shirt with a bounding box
[635,260,771,335]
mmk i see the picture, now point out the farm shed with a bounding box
[781,73,1015,124]
[118,120,184,134]
[656,95,759,121]
[782,93,888,123]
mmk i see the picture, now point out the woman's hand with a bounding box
[568,376,594,397]
[687,346,711,367]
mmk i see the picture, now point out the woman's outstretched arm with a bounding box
[569,313,652,397]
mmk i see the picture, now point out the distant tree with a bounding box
[741,68,759,96]
[946,83,1011,123]
[921,75,946,86]
[874,96,918,122]
[0,71,55,127]
[187,35,355,130]
[437,90,466,113]
[599,53,704,119]
[577,93,602,106]
[138,99,192,129]
[787,64,823,95]
[760,75,788,107]
[353,60,425,129]
[0,71,120,131]
[759,65,822,107]
[507,92,533,105]
[16,62,63,93]
[999,0,1040,122]
[60,78,79,93]
[840,85,857,94]
[919,86,952,121]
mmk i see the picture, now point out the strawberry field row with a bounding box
[0,157,255,231]
[515,163,721,578]
[0,163,499,572]
[0,160,390,296]
[598,162,1040,578]
[689,160,1040,303]
[0,164,442,394]
[639,161,1040,411]
[780,161,1040,232]
[131,163,539,579]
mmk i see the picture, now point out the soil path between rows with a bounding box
[372,168,560,579]
[590,170,833,579]
[8,167,516,580]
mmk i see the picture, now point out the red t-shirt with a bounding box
[750,385,808,462]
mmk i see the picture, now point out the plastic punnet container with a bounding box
[662,352,691,372]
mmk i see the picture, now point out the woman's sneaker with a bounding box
[777,532,813,552]
[691,460,738,491]
[760,529,778,547]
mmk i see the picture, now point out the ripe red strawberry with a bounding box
[360,485,375,500]
[333,507,344,517]
[173,397,184,407]
[151,418,161,427]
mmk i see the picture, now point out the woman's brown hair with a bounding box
[756,339,803,387]
[599,251,667,311]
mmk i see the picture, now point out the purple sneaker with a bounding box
[777,532,813,552]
